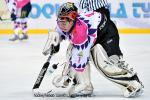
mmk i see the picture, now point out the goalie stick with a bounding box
[32,52,57,90]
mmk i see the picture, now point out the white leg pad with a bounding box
[90,44,143,97]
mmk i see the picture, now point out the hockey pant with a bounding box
[90,44,143,97]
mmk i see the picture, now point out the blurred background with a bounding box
[0,0,149,34]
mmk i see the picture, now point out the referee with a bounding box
[79,0,110,18]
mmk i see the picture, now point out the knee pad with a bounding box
[91,44,125,76]
[91,44,131,77]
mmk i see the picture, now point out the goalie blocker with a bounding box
[43,31,60,56]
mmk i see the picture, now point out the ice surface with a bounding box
[0,34,150,100]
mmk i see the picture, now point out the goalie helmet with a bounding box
[58,2,78,20]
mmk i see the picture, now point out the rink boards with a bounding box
[0,28,150,34]
[0,0,149,34]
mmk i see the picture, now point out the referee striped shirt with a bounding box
[79,0,109,11]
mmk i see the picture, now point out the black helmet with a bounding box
[58,2,78,20]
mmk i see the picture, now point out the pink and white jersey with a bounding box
[15,0,30,8]
[57,11,102,72]
[5,0,16,13]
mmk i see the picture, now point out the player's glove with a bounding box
[43,30,60,56]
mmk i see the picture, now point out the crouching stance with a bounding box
[43,2,102,97]
[55,43,143,97]
[43,2,143,98]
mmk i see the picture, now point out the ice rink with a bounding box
[0,34,150,100]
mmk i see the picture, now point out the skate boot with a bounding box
[122,74,144,97]
[20,33,28,40]
[9,34,19,41]
[69,78,93,97]
[68,64,93,97]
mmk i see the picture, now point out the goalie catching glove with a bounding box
[43,30,60,56]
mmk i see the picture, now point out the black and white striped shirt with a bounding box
[79,0,109,11]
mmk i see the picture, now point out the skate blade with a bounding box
[130,88,144,97]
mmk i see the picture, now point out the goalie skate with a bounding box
[20,33,28,40]
[9,34,20,41]
[69,83,94,98]
[122,74,144,98]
